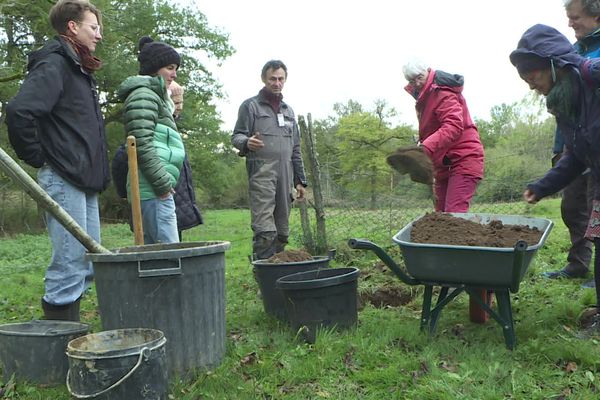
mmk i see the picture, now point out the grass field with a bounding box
[0,200,599,399]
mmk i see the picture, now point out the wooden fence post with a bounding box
[298,114,328,254]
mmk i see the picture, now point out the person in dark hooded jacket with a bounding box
[5,0,108,322]
[510,23,600,335]
[542,0,600,285]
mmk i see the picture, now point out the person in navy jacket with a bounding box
[543,0,600,287]
[511,23,600,335]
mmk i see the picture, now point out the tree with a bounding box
[334,100,413,208]
[0,0,237,221]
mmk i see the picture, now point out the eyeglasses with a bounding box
[408,74,424,85]
[78,21,102,35]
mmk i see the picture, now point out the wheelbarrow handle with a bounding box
[348,238,419,286]
[510,240,528,293]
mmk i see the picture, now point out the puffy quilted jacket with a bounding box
[117,75,185,199]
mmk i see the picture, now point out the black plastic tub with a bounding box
[0,320,89,386]
[252,256,331,321]
[276,267,360,342]
[88,241,230,376]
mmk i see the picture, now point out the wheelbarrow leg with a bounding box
[429,287,449,333]
[420,285,433,332]
[495,289,516,350]
[421,286,463,334]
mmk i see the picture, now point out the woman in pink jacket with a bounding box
[403,61,485,212]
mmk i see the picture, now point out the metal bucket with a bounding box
[67,328,167,399]
[0,320,89,385]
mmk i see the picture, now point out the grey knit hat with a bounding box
[137,36,180,75]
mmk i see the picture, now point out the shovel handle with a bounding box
[0,146,109,253]
[126,136,144,245]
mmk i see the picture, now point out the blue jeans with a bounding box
[38,166,100,306]
[140,195,179,244]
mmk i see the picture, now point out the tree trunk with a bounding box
[299,114,328,254]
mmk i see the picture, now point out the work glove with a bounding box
[386,146,433,185]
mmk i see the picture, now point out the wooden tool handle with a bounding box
[126,136,144,245]
[0,146,110,253]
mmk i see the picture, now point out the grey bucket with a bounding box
[252,256,331,321]
[87,241,230,376]
[0,320,89,385]
[67,328,167,399]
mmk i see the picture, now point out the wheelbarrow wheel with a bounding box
[469,290,494,324]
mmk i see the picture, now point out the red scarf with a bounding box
[260,87,282,113]
[60,34,102,73]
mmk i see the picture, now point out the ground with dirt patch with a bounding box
[266,249,313,263]
[410,212,544,247]
[359,286,415,309]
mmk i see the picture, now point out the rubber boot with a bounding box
[41,297,81,322]
[274,235,288,254]
[253,232,277,260]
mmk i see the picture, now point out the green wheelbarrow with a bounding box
[349,213,553,350]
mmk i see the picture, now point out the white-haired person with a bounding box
[402,60,486,323]
[402,61,484,213]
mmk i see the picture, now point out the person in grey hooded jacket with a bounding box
[510,23,600,335]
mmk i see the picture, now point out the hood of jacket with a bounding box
[404,69,464,101]
[27,36,80,72]
[510,24,583,70]
[117,75,167,101]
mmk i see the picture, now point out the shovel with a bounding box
[0,146,110,254]
[126,135,144,245]
[386,145,433,185]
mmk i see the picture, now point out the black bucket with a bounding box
[66,328,168,399]
[0,320,89,386]
[276,267,360,343]
[252,256,331,321]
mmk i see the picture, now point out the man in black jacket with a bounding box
[5,0,108,321]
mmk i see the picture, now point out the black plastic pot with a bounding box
[276,267,360,342]
[252,256,331,321]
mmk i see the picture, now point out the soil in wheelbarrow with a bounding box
[266,249,313,263]
[410,212,544,247]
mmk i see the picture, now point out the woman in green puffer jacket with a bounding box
[117,36,185,244]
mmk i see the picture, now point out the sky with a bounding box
[188,0,574,131]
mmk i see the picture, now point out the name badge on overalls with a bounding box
[277,113,285,127]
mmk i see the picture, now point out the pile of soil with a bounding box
[410,212,543,248]
[266,249,313,263]
[386,146,433,184]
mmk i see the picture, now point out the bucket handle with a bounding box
[67,346,151,399]
[138,258,182,278]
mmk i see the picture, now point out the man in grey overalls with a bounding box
[232,60,307,260]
